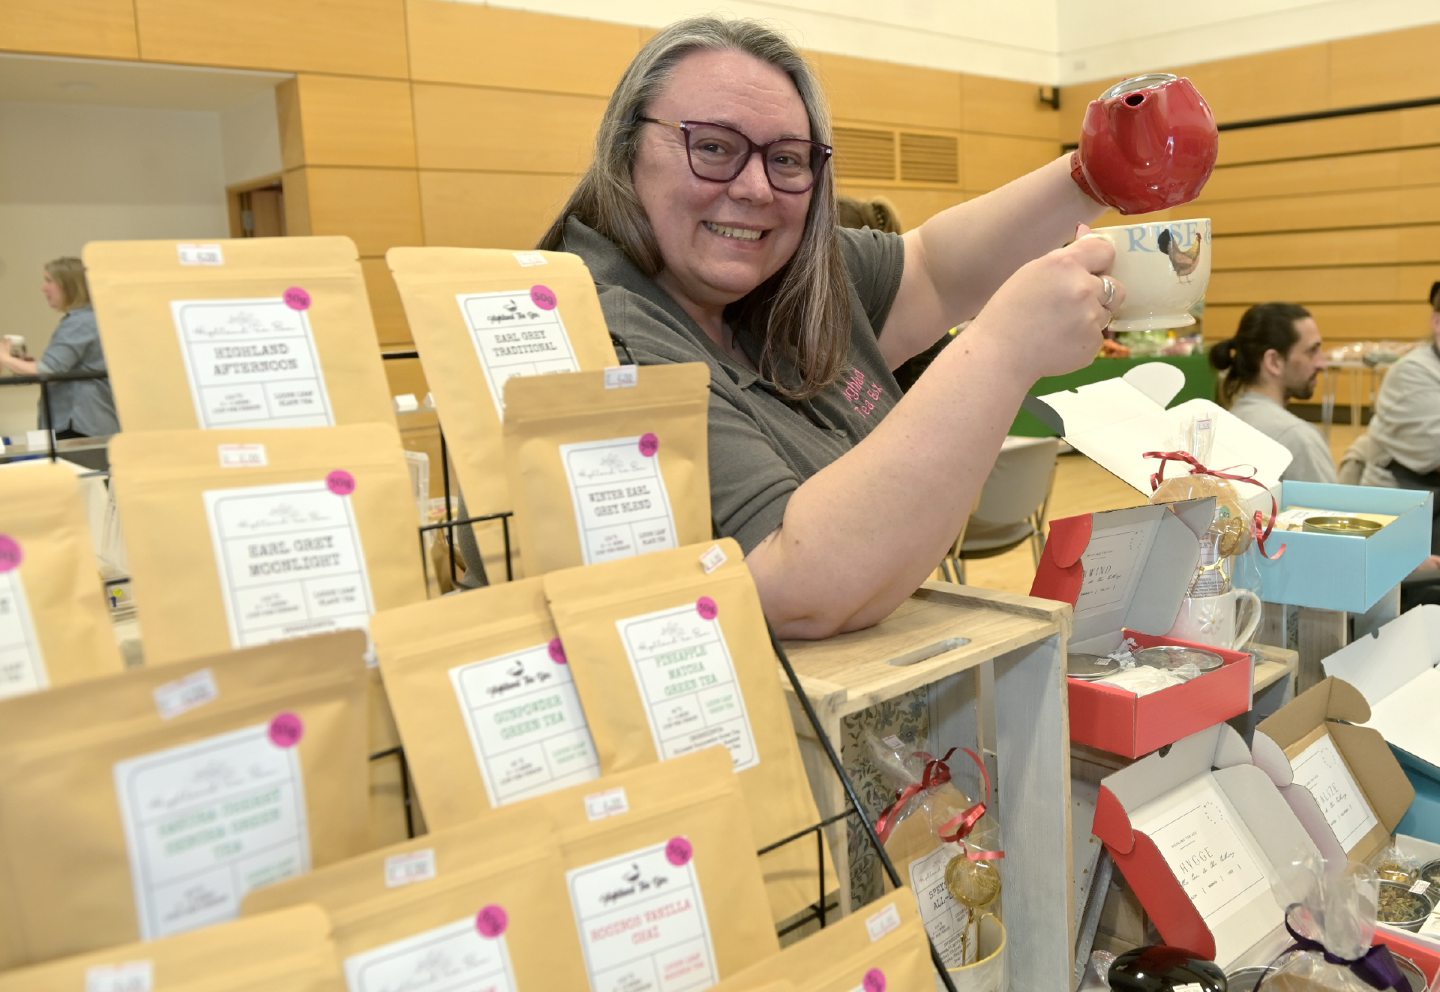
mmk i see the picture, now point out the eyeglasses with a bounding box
[638,117,832,194]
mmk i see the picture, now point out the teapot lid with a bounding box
[1100,73,1179,101]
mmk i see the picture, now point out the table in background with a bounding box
[1011,353,1218,437]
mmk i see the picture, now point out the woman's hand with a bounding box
[964,226,1124,382]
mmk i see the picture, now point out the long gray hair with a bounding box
[538,17,851,400]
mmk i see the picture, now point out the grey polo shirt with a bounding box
[560,218,905,553]
[36,305,119,436]
[1228,390,1337,484]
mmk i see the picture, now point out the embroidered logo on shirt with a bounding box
[843,368,885,418]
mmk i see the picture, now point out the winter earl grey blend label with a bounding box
[112,724,311,939]
[614,604,758,772]
[203,481,375,649]
[566,840,716,992]
[170,297,335,428]
[343,914,519,992]
[0,568,48,699]
[447,641,600,807]
[456,289,580,421]
[559,437,678,564]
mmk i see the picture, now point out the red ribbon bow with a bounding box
[1142,450,1286,561]
[874,747,1004,863]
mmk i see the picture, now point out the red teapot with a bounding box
[1075,73,1218,216]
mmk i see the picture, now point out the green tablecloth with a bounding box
[1009,353,1218,437]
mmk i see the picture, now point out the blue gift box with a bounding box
[1243,481,1432,614]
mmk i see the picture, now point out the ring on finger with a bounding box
[1099,275,1117,310]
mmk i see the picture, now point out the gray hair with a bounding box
[539,16,851,400]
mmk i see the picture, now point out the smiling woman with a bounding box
[539,17,1206,638]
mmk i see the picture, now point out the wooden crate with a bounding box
[781,581,1073,992]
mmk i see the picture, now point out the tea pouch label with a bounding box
[114,723,311,939]
[503,363,711,577]
[387,248,618,583]
[705,891,931,992]
[203,480,374,647]
[567,838,717,991]
[108,425,424,667]
[170,296,334,428]
[85,236,394,432]
[0,464,124,698]
[375,578,600,829]
[906,844,970,966]
[534,749,778,990]
[544,540,829,924]
[242,806,591,992]
[0,632,369,968]
[0,905,342,992]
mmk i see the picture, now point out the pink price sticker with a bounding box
[696,596,718,621]
[863,969,887,992]
[283,286,311,311]
[475,904,509,939]
[548,638,568,664]
[268,712,305,748]
[665,836,693,867]
[529,284,557,310]
[326,470,356,496]
[0,535,22,573]
[638,433,659,458]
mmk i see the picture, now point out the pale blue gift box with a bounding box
[1244,481,1432,614]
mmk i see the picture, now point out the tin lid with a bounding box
[1100,73,1179,100]
[1067,652,1120,681]
[1302,516,1382,537]
[1135,644,1224,673]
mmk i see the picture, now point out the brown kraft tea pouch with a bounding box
[373,576,600,829]
[243,804,590,991]
[0,905,343,992]
[709,890,932,992]
[502,363,711,576]
[84,236,395,431]
[0,630,370,968]
[0,463,124,698]
[544,539,829,924]
[528,747,779,990]
[387,247,618,580]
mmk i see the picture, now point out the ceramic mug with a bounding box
[1165,587,1261,651]
[1084,217,1211,332]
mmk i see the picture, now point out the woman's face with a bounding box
[632,48,814,330]
[41,272,64,311]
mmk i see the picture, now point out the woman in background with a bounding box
[0,257,118,439]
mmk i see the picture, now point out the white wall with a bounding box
[0,101,230,435]
[219,92,283,187]
[472,0,1440,86]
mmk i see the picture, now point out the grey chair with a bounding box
[941,435,1061,584]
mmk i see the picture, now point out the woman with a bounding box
[0,257,118,439]
[540,18,1149,638]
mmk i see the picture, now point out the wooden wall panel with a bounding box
[413,85,604,173]
[291,167,424,256]
[1171,46,1331,125]
[405,0,639,96]
[419,171,578,251]
[1218,106,1440,166]
[834,186,968,229]
[1207,264,1439,306]
[1329,23,1440,107]
[280,75,416,170]
[361,257,411,348]
[1204,303,1426,342]
[1217,226,1440,270]
[1202,147,1440,202]
[960,134,1059,194]
[135,0,408,77]
[1196,186,1440,236]
[961,75,1059,141]
[814,52,962,130]
[0,0,137,58]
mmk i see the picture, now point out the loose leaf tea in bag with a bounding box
[0,631,370,968]
[529,747,780,990]
[502,363,711,576]
[0,463,124,698]
[387,247,618,580]
[373,577,600,828]
[244,804,590,991]
[0,905,344,992]
[84,236,395,431]
[708,890,932,992]
[544,539,829,924]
